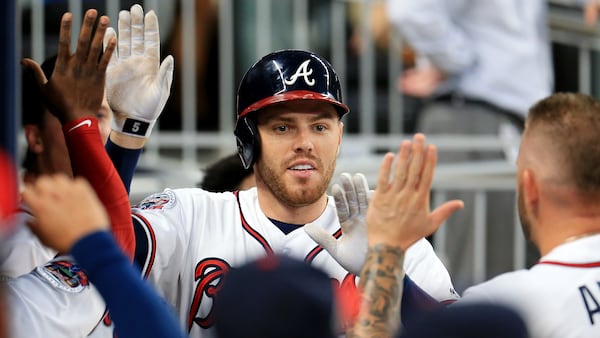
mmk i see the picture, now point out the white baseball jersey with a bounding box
[0,206,56,280]
[129,187,458,337]
[461,234,600,338]
[4,256,105,338]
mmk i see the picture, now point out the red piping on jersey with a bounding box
[132,212,157,279]
[305,228,343,264]
[537,260,600,268]
[234,190,274,256]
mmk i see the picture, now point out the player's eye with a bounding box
[314,124,327,132]
[96,112,107,121]
[274,125,288,133]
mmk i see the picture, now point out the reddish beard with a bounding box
[256,155,336,207]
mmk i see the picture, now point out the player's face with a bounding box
[254,100,342,207]
[37,111,73,177]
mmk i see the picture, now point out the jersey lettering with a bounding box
[284,60,315,86]
[579,283,600,325]
[188,258,231,332]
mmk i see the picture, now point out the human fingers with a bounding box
[405,133,426,189]
[429,200,464,229]
[55,12,73,73]
[376,152,395,194]
[340,173,359,217]
[75,9,99,63]
[130,4,144,56]
[391,140,412,191]
[99,33,117,74]
[21,59,48,87]
[353,173,370,214]
[332,183,350,223]
[87,15,110,67]
[118,8,132,58]
[144,9,160,61]
[414,144,436,207]
[104,27,118,66]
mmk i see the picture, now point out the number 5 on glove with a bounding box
[104,4,174,138]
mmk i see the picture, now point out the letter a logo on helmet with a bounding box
[283,60,315,86]
[234,50,350,170]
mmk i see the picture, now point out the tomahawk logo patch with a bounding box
[284,59,315,86]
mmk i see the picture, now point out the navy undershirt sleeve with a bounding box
[401,274,444,327]
[105,138,142,194]
[71,231,186,338]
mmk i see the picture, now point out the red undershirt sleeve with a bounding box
[62,117,135,259]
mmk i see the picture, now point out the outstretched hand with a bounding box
[105,4,174,141]
[21,9,116,124]
[304,173,371,274]
[368,133,463,251]
[22,174,109,253]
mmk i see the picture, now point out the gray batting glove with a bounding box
[304,172,371,275]
[104,4,174,138]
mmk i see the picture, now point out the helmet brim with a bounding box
[238,90,350,119]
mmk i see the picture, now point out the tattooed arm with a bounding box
[348,134,463,338]
[348,244,405,338]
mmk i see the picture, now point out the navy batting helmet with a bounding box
[234,49,349,169]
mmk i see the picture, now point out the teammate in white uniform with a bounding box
[3,6,173,337]
[119,49,458,337]
[349,92,600,338]
[3,10,117,337]
[0,3,172,283]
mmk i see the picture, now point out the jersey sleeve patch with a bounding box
[35,259,89,293]
[135,190,176,210]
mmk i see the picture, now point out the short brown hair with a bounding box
[526,92,600,192]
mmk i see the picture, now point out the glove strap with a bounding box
[112,116,155,138]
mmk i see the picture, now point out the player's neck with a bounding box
[539,218,600,256]
[257,192,328,225]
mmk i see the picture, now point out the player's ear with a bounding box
[337,121,343,156]
[24,125,44,154]
[522,168,539,216]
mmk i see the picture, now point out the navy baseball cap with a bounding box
[214,255,336,338]
[399,302,529,338]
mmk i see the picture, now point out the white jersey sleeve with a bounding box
[0,210,56,279]
[404,238,460,301]
[5,256,105,338]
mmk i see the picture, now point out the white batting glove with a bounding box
[104,4,174,138]
[304,173,371,275]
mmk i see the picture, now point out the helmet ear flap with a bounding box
[234,116,260,170]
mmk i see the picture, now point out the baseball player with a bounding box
[1,151,104,338]
[0,3,171,281]
[4,9,119,337]
[2,6,172,337]
[19,174,187,338]
[349,93,600,338]
[87,49,460,337]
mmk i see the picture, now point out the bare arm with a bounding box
[348,134,463,338]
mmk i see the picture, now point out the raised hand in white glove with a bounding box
[304,172,371,275]
[104,4,174,139]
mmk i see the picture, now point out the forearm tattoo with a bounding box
[347,244,405,338]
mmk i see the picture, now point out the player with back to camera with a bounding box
[336,92,600,338]
[88,48,463,337]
